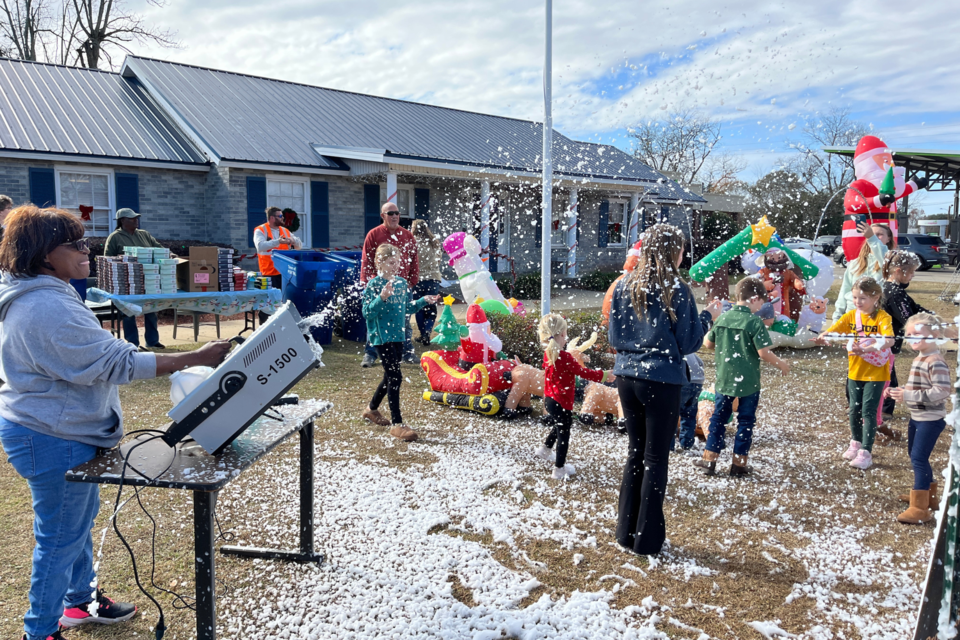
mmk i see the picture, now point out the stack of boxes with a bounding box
[158,258,178,293]
[250,275,272,290]
[96,256,144,295]
[217,248,235,292]
[233,267,248,291]
[121,247,175,295]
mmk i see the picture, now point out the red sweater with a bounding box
[360,225,419,286]
[544,350,606,411]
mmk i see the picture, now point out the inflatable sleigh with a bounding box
[420,349,516,416]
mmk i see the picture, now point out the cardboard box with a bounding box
[177,247,220,292]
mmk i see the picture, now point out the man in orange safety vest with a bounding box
[253,206,302,321]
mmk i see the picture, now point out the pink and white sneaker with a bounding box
[841,440,861,460]
[60,589,137,628]
[849,449,873,470]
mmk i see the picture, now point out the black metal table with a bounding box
[66,402,331,640]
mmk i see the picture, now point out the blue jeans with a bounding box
[364,316,413,361]
[705,391,760,457]
[121,312,159,347]
[672,382,702,451]
[908,418,946,490]
[0,419,101,640]
[413,280,441,340]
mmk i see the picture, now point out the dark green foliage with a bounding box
[488,310,612,367]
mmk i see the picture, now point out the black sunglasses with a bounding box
[384,211,400,217]
[61,238,89,252]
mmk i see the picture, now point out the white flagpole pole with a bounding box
[540,0,553,315]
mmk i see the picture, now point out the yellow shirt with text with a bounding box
[823,309,894,382]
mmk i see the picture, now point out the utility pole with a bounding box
[540,0,553,315]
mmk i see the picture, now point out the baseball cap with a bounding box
[116,208,141,220]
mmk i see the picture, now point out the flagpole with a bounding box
[540,0,553,315]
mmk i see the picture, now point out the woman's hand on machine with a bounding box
[155,340,232,376]
[195,340,232,366]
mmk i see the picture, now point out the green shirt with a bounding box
[705,305,772,398]
[103,228,162,257]
[362,276,430,346]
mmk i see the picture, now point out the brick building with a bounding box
[0,56,703,274]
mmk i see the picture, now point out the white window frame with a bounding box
[382,185,415,219]
[54,165,115,237]
[266,174,311,248]
[607,199,628,248]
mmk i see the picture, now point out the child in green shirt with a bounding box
[695,278,790,477]
[362,244,438,441]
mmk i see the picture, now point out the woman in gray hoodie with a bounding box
[0,206,230,640]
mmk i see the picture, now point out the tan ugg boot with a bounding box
[730,453,753,477]
[694,450,719,476]
[897,490,933,525]
[899,481,939,506]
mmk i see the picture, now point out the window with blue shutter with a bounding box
[364,184,381,234]
[311,181,329,248]
[414,188,429,220]
[115,173,139,212]
[598,201,610,248]
[246,176,266,247]
[29,168,55,207]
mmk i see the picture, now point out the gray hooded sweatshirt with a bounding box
[0,274,156,448]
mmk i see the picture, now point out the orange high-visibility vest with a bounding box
[256,223,293,276]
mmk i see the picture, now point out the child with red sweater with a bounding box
[534,313,615,479]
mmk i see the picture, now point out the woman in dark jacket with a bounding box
[608,223,718,555]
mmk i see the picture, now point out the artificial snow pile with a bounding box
[209,355,935,639]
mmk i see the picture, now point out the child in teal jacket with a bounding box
[362,244,438,441]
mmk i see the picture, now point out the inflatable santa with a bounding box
[842,135,929,261]
[458,303,502,367]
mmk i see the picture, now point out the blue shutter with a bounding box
[535,214,542,249]
[660,205,670,223]
[488,213,498,273]
[598,201,610,248]
[115,173,139,212]
[414,188,430,220]
[364,184,381,233]
[29,168,55,207]
[311,181,329,248]
[246,176,266,247]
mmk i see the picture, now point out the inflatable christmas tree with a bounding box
[431,296,466,351]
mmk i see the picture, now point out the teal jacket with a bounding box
[363,276,431,345]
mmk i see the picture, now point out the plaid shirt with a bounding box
[902,352,952,421]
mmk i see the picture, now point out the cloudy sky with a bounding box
[133,0,960,214]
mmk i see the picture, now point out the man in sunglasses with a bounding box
[359,202,419,367]
[254,206,302,324]
[104,208,165,349]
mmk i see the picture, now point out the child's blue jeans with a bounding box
[0,419,101,640]
[672,382,702,450]
[705,391,760,456]
[908,418,946,490]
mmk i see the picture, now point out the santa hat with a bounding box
[853,135,890,175]
[466,304,487,325]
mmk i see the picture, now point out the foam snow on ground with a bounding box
[212,391,929,639]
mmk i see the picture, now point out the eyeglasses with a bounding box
[384,211,400,217]
[60,238,89,252]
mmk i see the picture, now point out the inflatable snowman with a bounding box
[443,232,512,314]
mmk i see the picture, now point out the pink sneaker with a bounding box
[849,449,873,470]
[841,440,861,460]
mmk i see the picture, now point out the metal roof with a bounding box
[0,58,207,165]
[122,56,702,200]
[824,146,960,192]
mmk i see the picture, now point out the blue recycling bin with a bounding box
[330,250,366,343]
[272,251,351,345]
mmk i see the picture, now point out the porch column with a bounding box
[480,181,492,256]
[628,192,641,246]
[566,188,578,277]
[386,171,398,205]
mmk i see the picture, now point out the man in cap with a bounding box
[104,208,165,349]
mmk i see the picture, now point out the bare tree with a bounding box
[70,0,177,69]
[0,0,47,60]
[628,108,741,191]
[789,107,874,195]
[700,153,748,195]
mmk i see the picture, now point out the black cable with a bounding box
[131,485,197,612]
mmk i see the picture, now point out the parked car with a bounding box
[833,249,847,266]
[941,242,959,267]
[813,235,841,256]
[897,234,949,271]
[783,237,814,252]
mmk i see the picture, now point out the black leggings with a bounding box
[544,398,574,468]
[371,342,404,424]
[616,377,681,555]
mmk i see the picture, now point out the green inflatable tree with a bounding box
[431,297,467,351]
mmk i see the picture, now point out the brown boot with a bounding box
[362,408,391,426]
[897,490,933,524]
[389,424,418,442]
[899,481,940,506]
[694,450,719,476]
[730,453,753,477]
